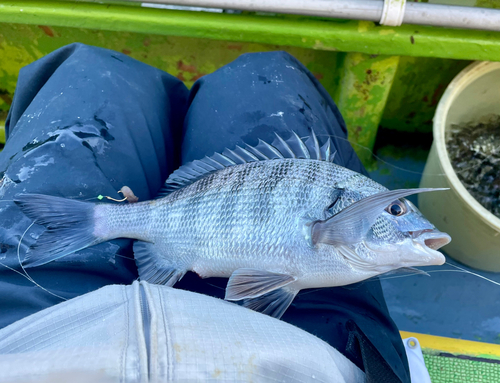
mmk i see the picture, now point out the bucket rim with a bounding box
[433,60,500,232]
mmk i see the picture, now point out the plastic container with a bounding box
[419,61,500,272]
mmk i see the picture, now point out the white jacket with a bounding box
[0,281,365,383]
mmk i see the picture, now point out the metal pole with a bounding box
[138,0,500,32]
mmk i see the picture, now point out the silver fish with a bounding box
[15,132,451,318]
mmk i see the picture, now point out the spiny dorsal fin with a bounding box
[273,133,296,158]
[290,131,310,159]
[305,132,321,160]
[157,130,337,197]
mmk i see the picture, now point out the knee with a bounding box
[233,50,302,71]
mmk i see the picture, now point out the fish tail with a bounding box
[14,194,105,268]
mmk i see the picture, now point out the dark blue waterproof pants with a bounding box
[0,44,410,383]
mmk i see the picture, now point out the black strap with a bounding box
[346,320,406,383]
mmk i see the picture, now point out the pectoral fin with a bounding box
[225,268,296,301]
[311,188,447,246]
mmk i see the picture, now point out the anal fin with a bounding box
[133,241,185,286]
[242,287,298,319]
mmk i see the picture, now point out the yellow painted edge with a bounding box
[400,331,500,359]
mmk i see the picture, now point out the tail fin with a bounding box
[14,194,101,268]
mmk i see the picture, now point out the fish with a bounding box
[14,131,451,318]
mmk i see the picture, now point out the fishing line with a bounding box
[374,263,500,287]
[0,259,66,301]
[0,261,33,279]
[1,133,490,301]
[61,195,129,203]
[375,271,441,281]
[444,261,500,286]
[308,133,500,288]
[313,132,447,177]
[24,188,137,203]
[205,281,226,291]
[296,288,322,296]
[1,132,444,207]
[15,221,67,301]
[113,253,135,261]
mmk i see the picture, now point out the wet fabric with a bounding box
[0,281,365,383]
[0,43,188,331]
[0,43,410,382]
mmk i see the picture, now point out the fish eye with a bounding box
[386,201,406,216]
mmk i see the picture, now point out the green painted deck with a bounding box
[2,0,499,163]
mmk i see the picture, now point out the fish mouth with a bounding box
[410,229,451,264]
[424,236,451,250]
[410,229,451,249]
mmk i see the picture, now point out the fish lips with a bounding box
[409,229,451,265]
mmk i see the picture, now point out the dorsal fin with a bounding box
[289,131,310,159]
[305,132,321,160]
[157,130,337,197]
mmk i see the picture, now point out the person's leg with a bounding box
[0,43,188,329]
[176,51,410,383]
[1,45,409,381]
[181,51,363,173]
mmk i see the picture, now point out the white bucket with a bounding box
[419,61,500,272]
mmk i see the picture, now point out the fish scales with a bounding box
[101,159,364,277]
[15,132,451,318]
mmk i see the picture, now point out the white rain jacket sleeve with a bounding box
[0,281,365,383]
